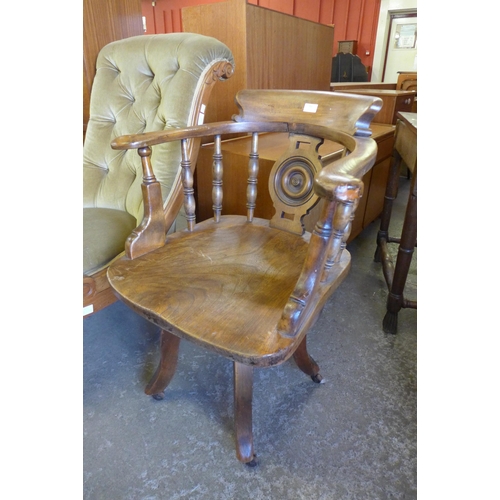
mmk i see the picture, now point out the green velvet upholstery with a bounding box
[83,208,137,275]
[83,33,234,275]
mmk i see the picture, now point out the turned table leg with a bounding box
[374,150,401,263]
[383,167,417,334]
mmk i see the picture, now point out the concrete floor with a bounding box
[83,177,417,499]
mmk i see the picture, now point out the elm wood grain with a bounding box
[374,112,417,334]
[108,89,381,463]
[109,215,351,365]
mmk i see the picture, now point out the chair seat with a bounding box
[83,207,137,274]
[108,215,351,366]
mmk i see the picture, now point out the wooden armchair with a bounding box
[107,89,382,465]
[83,33,234,316]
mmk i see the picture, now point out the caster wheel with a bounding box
[311,373,323,383]
[245,455,258,467]
[152,391,165,401]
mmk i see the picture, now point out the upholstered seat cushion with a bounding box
[83,208,137,274]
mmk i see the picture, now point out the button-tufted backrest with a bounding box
[83,33,235,229]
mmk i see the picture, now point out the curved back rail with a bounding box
[111,90,382,339]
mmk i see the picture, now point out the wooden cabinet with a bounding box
[335,89,415,125]
[351,125,395,240]
[182,0,334,124]
[194,124,395,241]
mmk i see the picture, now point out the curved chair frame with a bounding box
[108,89,382,464]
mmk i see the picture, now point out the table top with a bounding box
[396,112,417,131]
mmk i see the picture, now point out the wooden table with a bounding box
[374,112,417,334]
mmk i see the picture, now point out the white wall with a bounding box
[371,0,417,82]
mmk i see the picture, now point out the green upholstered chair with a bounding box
[83,33,234,316]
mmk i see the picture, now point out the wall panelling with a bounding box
[141,0,381,76]
[83,0,143,133]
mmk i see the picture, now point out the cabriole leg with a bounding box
[233,362,257,466]
[293,335,323,383]
[145,329,181,400]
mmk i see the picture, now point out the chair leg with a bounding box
[145,329,181,400]
[293,335,323,383]
[233,362,257,466]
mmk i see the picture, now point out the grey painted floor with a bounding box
[83,177,417,500]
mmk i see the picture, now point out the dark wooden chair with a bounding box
[107,89,382,465]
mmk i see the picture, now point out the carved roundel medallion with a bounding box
[269,135,324,234]
[274,156,316,207]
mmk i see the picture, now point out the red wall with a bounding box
[142,0,380,76]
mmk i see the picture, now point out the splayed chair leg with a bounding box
[145,329,181,400]
[234,362,257,466]
[293,335,323,383]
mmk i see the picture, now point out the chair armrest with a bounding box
[277,129,378,339]
[111,122,288,150]
[314,135,378,202]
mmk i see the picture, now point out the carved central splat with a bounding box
[269,135,324,234]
